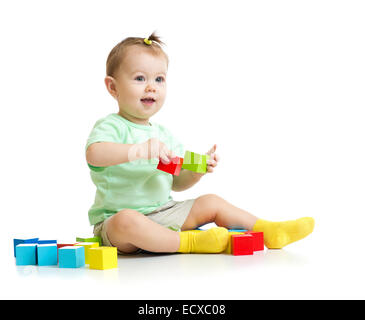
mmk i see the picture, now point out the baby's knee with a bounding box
[198,193,224,207]
[111,209,143,233]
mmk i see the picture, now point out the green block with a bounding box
[76,236,102,246]
[182,151,210,173]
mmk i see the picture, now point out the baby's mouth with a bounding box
[141,98,156,106]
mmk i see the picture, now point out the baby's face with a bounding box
[110,46,168,125]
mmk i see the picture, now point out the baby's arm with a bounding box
[86,142,136,167]
[86,138,174,167]
[172,170,203,192]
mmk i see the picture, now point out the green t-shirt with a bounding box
[85,113,184,225]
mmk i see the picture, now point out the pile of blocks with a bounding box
[14,229,265,269]
[157,150,210,175]
[13,236,117,270]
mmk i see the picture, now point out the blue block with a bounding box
[37,244,58,266]
[195,227,247,232]
[38,240,57,245]
[59,246,85,268]
[15,244,37,265]
[13,238,39,257]
[228,229,247,232]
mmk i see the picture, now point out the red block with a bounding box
[232,234,254,256]
[244,231,264,251]
[157,156,183,176]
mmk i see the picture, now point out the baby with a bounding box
[85,33,314,254]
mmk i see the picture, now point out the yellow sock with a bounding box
[253,217,315,249]
[177,227,229,253]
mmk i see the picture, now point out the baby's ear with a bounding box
[104,76,118,99]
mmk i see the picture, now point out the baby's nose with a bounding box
[145,83,156,92]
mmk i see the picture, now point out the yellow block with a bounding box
[89,247,118,270]
[223,232,246,254]
[74,242,99,264]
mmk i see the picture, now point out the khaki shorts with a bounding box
[93,199,195,255]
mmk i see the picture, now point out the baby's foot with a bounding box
[253,217,315,249]
[177,227,229,253]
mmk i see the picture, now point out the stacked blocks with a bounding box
[182,151,210,174]
[14,236,116,270]
[89,247,118,270]
[157,156,183,176]
[16,244,37,265]
[59,246,85,268]
[13,238,39,257]
[74,242,99,264]
[37,244,58,266]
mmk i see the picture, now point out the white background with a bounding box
[1,0,364,300]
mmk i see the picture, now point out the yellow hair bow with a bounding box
[144,38,152,45]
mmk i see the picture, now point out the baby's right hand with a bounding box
[141,138,175,163]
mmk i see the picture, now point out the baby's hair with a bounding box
[106,32,169,78]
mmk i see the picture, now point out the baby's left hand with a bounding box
[206,144,219,173]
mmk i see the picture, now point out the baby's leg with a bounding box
[105,209,180,253]
[182,194,314,249]
[105,208,229,254]
[181,194,259,231]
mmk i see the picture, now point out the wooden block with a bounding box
[37,244,58,266]
[15,244,38,265]
[59,246,85,268]
[76,236,102,246]
[74,242,99,264]
[228,229,247,232]
[181,151,210,173]
[57,243,75,249]
[38,240,57,245]
[13,238,39,257]
[57,244,75,262]
[89,247,118,270]
[232,234,254,256]
[224,232,246,254]
[156,156,183,176]
[244,231,264,251]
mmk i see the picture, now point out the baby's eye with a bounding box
[135,75,145,82]
[156,76,165,83]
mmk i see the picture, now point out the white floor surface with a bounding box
[2,224,365,300]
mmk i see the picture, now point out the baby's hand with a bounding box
[206,144,219,173]
[142,138,175,164]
